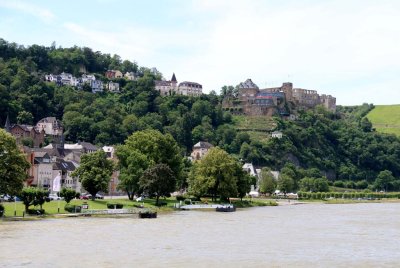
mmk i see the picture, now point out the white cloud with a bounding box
[0,0,55,22]
[175,0,400,105]
[53,1,400,105]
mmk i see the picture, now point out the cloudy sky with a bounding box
[1,0,399,105]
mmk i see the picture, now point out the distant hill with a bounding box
[366,105,400,136]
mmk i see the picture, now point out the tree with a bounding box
[20,187,37,212]
[360,117,372,132]
[139,164,175,205]
[0,129,30,196]
[17,111,34,124]
[300,177,329,192]
[60,188,77,203]
[20,187,49,212]
[71,150,114,200]
[236,167,252,200]
[299,177,315,192]
[313,177,330,192]
[277,174,294,194]
[188,147,240,201]
[375,170,395,192]
[259,168,277,195]
[116,130,182,200]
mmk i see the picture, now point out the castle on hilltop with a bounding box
[155,73,202,97]
[222,79,336,117]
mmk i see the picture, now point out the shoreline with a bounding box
[2,198,400,221]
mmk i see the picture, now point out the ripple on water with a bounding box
[0,203,400,267]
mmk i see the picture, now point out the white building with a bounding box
[90,80,103,93]
[155,73,202,97]
[107,82,120,93]
[124,72,137,81]
[190,141,213,160]
[271,131,283,139]
[33,152,53,189]
[178,81,203,96]
[243,163,257,177]
[36,117,63,136]
[52,160,81,193]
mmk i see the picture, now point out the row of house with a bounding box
[22,141,120,194]
[3,116,118,194]
[44,73,120,93]
[5,116,63,148]
[155,73,203,97]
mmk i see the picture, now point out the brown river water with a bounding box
[1,203,399,267]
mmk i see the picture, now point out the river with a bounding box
[1,203,399,267]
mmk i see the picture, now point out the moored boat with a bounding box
[216,204,236,212]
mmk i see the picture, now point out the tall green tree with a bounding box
[375,170,395,192]
[0,129,30,195]
[277,174,294,194]
[259,168,277,195]
[139,163,175,205]
[188,147,241,201]
[116,130,182,200]
[71,150,114,200]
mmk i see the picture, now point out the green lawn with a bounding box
[1,198,175,217]
[366,105,400,136]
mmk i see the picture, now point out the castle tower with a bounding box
[171,73,177,88]
[281,82,293,101]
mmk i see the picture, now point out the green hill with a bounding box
[366,105,400,136]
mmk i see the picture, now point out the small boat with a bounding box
[216,204,236,212]
[138,211,157,218]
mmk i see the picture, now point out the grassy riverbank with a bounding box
[0,198,173,217]
[1,197,279,218]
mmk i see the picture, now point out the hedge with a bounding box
[107,203,123,209]
[64,204,82,213]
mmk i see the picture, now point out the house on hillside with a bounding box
[243,163,257,177]
[36,117,63,136]
[191,141,213,161]
[124,72,137,81]
[155,73,203,97]
[6,119,45,148]
[105,70,123,79]
[107,81,120,93]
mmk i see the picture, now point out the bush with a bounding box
[176,195,185,201]
[333,180,345,188]
[64,204,82,213]
[355,180,369,189]
[60,188,77,203]
[107,203,123,209]
[0,204,4,217]
[27,209,45,215]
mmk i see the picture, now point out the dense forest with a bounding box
[1,39,399,191]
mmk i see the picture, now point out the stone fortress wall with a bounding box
[223,79,336,117]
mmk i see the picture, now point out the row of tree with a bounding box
[71,129,252,205]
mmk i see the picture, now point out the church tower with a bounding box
[171,73,177,88]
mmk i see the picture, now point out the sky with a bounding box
[1,0,399,105]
